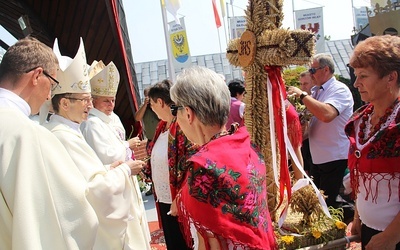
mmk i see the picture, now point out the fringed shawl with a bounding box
[345,103,400,202]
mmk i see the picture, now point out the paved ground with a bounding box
[143,192,158,222]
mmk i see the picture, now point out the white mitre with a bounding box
[52,37,91,95]
[89,60,120,97]
[39,38,90,124]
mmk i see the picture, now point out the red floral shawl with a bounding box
[345,103,400,202]
[177,126,277,250]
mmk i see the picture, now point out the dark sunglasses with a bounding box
[170,104,183,116]
[308,66,325,75]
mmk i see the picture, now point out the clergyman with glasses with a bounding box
[80,60,151,249]
[0,37,100,249]
[43,38,148,250]
[287,53,354,208]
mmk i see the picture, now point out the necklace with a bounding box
[209,130,229,141]
[207,128,234,144]
[163,122,172,132]
[358,97,400,144]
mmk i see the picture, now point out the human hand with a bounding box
[125,159,145,175]
[350,218,362,242]
[110,160,124,169]
[365,231,398,250]
[169,198,178,216]
[128,137,141,149]
[138,170,147,180]
[287,86,302,98]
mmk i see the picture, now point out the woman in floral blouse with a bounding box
[170,66,277,250]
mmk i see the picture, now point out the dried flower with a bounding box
[335,220,347,230]
[281,235,295,244]
[312,229,322,239]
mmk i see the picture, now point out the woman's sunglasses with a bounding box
[170,104,183,116]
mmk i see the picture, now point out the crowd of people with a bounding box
[0,34,399,250]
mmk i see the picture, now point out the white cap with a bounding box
[89,60,120,97]
[52,37,90,95]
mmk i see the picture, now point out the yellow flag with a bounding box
[220,0,226,17]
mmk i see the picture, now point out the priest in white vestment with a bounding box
[0,37,98,249]
[42,38,148,250]
[81,60,151,249]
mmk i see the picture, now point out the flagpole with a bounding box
[226,1,234,79]
[222,4,229,47]
[160,0,176,82]
[292,0,296,29]
[231,2,237,38]
[217,28,223,54]
[226,2,231,40]
[351,0,356,32]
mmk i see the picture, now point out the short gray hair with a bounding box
[170,66,230,127]
[313,53,335,74]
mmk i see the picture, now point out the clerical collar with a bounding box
[0,87,31,116]
[50,114,82,134]
[89,108,112,123]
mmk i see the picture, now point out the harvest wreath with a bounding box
[275,185,347,250]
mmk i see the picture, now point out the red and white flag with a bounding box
[212,0,222,28]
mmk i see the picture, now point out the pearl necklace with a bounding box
[358,97,400,145]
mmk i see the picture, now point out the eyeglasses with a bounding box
[170,104,183,116]
[308,66,325,75]
[42,71,60,91]
[25,67,59,91]
[64,97,93,104]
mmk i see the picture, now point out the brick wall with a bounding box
[134,139,148,161]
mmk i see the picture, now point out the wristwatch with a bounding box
[299,92,308,101]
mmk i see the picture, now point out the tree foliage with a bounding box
[282,66,308,87]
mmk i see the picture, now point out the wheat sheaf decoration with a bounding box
[226,0,315,218]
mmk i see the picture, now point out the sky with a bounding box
[124,0,371,63]
[1,0,371,63]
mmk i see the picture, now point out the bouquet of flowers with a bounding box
[137,175,152,193]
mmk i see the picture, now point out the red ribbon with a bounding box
[264,66,292,208]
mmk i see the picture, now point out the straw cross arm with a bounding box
[226,29,315,68]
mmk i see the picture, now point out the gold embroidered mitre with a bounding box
[89,61,120,97]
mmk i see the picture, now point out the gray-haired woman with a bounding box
[170,66,277,250]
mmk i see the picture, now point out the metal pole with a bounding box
[292,0,296,29]
[217,28,223,54]
[351,0,357,32]
[160,0,176,82]
[297,235,360,250]
[226,1,234,78]
[222,3,229,47]
[232,2,237,38]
